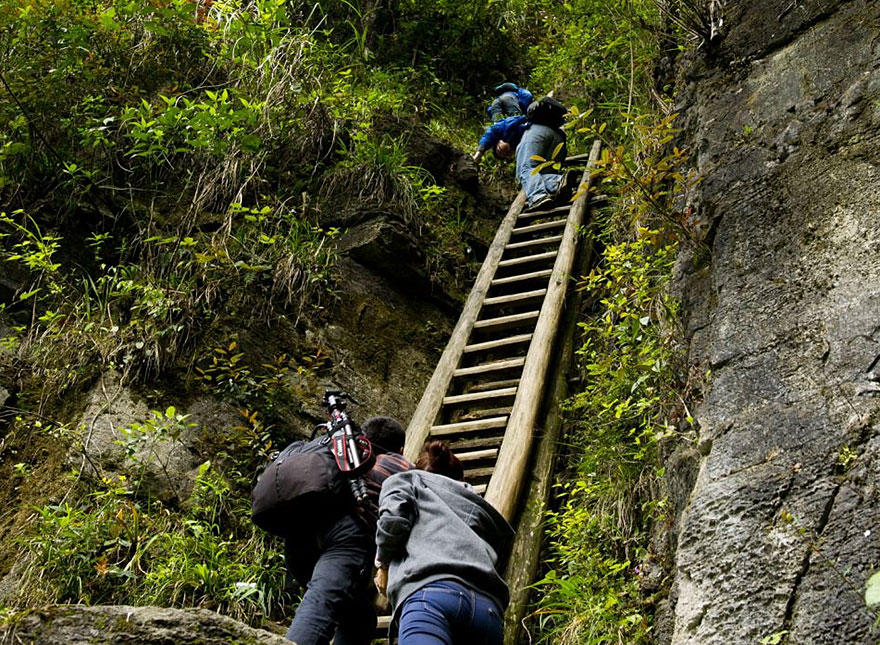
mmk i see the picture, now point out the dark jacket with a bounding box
[477,115,529,152]
[375,470,515,617]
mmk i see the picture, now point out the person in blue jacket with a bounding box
[472,113,566,210]
[487,82,533,121]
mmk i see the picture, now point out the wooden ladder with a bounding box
[402,140,602,521]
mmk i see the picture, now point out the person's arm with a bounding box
[375,475,416,566]
[475,120,506,162]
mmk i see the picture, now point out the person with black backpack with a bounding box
[253,409,413,645]
[472,96,569,210]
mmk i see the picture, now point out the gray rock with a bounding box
[75,372,200,503]
[336,216,431,294]
[667,1,880,643]
[0,604,288,644]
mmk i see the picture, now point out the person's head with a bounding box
[493,140,513,160]
[416,440,464,481]
[362,416,406,454]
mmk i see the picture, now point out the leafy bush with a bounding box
[532,228,678,644]
[15,461,289,625]
[529,107,696,644]
[0,205,337,400]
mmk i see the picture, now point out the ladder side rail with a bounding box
[484,140,602,520]
[404,189,528,462]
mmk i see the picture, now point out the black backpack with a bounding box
[527,97,568,129]
[251,437,351,537]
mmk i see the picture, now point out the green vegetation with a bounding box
[0,0,704,638]
[521,3,702,643]
[19,458,287,623]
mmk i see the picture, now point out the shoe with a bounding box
[554,169,580,202]
[526,194,554,212]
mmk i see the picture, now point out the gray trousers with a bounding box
[515,124,566,206]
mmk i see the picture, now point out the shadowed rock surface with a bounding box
[0,605,289,644]
[666,0,880,643]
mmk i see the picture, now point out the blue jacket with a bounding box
[487,86,534,120]
[478,115,529,152]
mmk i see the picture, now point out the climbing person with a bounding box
[282,416,414,645]
[472,96,570,210]
[486,82,534,121]
[374,440,514,645]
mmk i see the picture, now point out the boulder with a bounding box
[75,372,201,503]
[0,604,288,644]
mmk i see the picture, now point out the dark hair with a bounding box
[417,440,464,481]
[362,416,406,454]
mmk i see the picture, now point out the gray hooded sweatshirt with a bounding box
[375,470,515,617]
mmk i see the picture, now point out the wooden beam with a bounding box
[483,289,547,307]
[454,357,525,377]
[443,386,517,406]
[464,466,495,478]
[501,210,596,645]
[511,218,567,235]
[516,204,570,219]
[456,448,499,461]
[463,333,533,353]
[404,190,527,462]
[467,378,521,393]
[430,416,509,436]
[492,270,552,287]
[473,311,539,329]
[498,250,558,268]
[485,140,602,521]
[505,235,563,251]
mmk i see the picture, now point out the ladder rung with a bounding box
[473,311,539,329]
[492,270,553,287]
[464,466,495,478]
[377,616,392,630]
[472,483,488,494]
[499,251,557,268]
[443,387,517,406]
[512,218,567,235]
[468,378,520,393]
[506,235,563,251]
[464,333,532,352]
[449,435,505,450]
[456,448,499,462]
[483,289,547,306]
[431,416,508,436]
[454,357,525,377]
[517,204,570,219]
[458,406,513,420]
[449,435,504,454]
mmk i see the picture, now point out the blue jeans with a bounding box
[398,580,503,645]
[515,123,566,206]
[285,513,375,645]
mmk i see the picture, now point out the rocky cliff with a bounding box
[666,1,880,642]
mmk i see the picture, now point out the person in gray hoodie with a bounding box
[374,440,514,644]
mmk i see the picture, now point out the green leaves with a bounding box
[865,571,880,607]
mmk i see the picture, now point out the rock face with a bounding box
[667,1,880,643]
[75,372,206,503]
[0,605,289,644]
